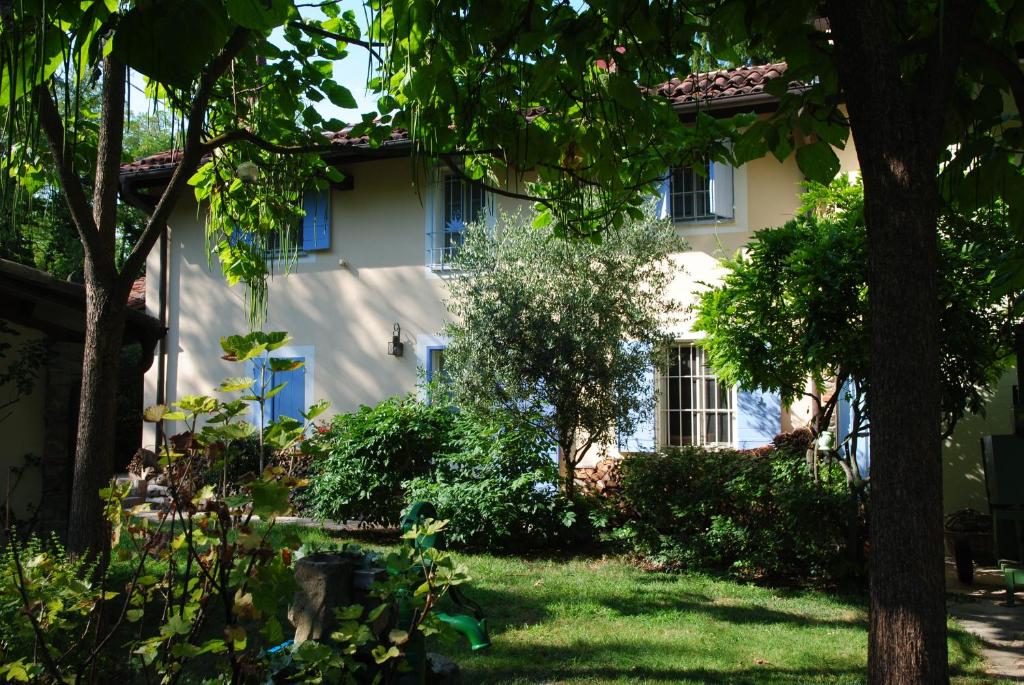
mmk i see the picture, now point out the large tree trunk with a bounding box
[826,1,975,681]
[860,163,948,685]
[66,271,128,556]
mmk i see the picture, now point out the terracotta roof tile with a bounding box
[121,63,789,176]
[651,63,789,105]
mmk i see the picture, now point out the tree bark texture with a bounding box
[827,0,978,681]
[66,271,129,556]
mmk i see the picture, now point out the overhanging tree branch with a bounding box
[33,86,103,264]
[287,20,384,63]
[121,28,253,281]
[200,128,337,156]
[440,154,552,207]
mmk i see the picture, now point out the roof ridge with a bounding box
[121,62,790,176]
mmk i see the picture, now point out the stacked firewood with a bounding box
[573,458,622,494]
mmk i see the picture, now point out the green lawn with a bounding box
[291,527,1006,685]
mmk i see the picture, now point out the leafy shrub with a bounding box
[0,332,466,683]
[303,396,457,526]
[407,411,581,550]
[606,443,854,580]
[0,535,100,667]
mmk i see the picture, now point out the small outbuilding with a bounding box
[0,259,163,536]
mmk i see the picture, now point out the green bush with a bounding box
[606,443,854,580]
[0,535,100,667]
[407,411,581,551]
[303,396,457,526]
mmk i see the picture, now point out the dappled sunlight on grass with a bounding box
[289,527,1001,684]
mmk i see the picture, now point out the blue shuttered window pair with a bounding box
[229,188,331,252]
[252,357,306,424]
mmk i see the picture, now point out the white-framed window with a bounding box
[426,172,493,270]
[658,344,735,447]
[664,160,734,222]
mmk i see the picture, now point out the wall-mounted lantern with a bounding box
[388,323,404,357]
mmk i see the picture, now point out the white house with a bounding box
[121,63,1013,514]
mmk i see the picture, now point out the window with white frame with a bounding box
[427,347,447,383]
[659,344,735,446]
[667,161,734,222]
[427,173,490,270]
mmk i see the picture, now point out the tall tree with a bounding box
[0,0,367,554]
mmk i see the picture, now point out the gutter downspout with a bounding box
[120,178,168,448]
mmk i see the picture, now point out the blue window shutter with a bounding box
[618,343,656,452]
[270,358,306,421]
[654,170,671,220]
[231,221,254,246]
[736,386,781,449]
[837,380,870,477]
[710,161,735,219]
[301,189,331,251]
[425,346,443,382]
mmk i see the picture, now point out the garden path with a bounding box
[947,560,1024,682]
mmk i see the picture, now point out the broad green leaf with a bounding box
[248,480,292,519]
[218,377,256,393]
[0,29,67,108]
[110,0,231,90]
[795,141,840,184]
[301,399,330,421]
[268,358,304,372]
[143,404,169,422]
[226,0,293,30]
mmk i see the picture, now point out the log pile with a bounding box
[574,458,622,494]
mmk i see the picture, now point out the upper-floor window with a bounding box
[665,161,734,223]
[659,344,735,447]
[427,173,492,270]
[230,188,331,257]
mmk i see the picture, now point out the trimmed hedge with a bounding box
[602,437,857,580]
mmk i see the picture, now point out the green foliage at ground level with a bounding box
[604,444,857,582]
[289,527,1003,685]
[303,396,585,551]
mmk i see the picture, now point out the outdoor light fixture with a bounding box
[235,160,260,183]
[388,323,404,357]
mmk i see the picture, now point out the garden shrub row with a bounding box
[599,436,858,581]
[302,395,858,577]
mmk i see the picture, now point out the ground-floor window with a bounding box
[659,344,735,447]
[427,346,447,383]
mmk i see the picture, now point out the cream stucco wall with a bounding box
[146,152,822,449]
[144,159,532,445]
[147,140,1016,513]
[0,323,45,520]
[943,367,1016,514]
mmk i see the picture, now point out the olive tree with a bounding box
[442,212,683,495]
